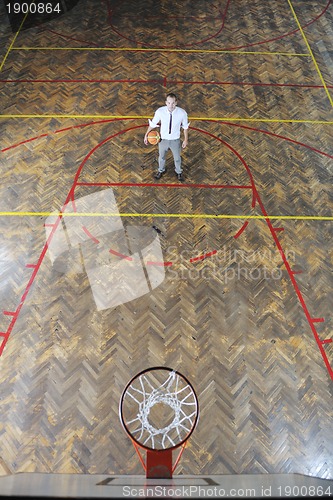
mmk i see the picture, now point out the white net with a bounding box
[120,369,199,450]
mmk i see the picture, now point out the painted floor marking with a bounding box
[0,212,331,220]
[11,46,310,57]
[1,114,333,125]
[0,12,28,72]
[287,0,333,108]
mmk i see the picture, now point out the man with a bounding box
[144,93,189,182]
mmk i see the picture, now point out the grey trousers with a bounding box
[158,139,182,174]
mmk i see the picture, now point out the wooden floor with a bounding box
[0,0,332,481]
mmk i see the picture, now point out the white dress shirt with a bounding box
[149,106,189,140]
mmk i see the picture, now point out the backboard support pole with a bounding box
[146,449,173,478]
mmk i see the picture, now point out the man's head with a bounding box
[166,93,177,112]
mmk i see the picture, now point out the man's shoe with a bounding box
[177,173,184,182]
[154,170,165,179]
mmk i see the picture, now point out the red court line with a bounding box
[218,122,333,160]
[3,120,333,162]
[0,335,8,355]
[107,0,231,49]
[54,118,123,133]
[146,261,173,267]
[251,190,258,208]
[68,125,147,192]
[0,78,163,84]
[109,249,133,261]
[189,250,217,263]
[224,0,332,51]
[70,193,133,261]
[76,181,252,189]
[59,0,216,49]
[1,119,126,152]
[1,122,331,380]
[172,81,333,89]
[1,134,49,152]
[190,126,333,380]
[82,226,100,244]
[46,28,100,47]
[2,79,332,89]
[41,0,331,53]
[0,227,60,356]
[234,221,249,239]
[250,186,332,379]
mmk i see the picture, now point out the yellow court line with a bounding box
[0,212,332,221]
[0,13,28,73]
[11,46,310,57]
[189,117,333,125]
[287,0,333,108]
[1,114,333,125]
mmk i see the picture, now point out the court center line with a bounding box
[10,46,311,57]
[0,212,331,221]
[287,0,333,108]
[1,114,333,124]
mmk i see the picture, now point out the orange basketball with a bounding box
[147,130,160,145]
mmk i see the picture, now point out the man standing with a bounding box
[144,93,189,182]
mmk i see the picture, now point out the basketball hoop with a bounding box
[119,367,199,478]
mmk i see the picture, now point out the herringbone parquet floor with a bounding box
[0,0,332,482]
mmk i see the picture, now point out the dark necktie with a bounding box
[169,112,172,134]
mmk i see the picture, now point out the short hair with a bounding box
[166,92,177,101]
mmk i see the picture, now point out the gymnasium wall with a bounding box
[3,0,81,32]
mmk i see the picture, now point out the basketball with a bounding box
[147,130,160,145]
